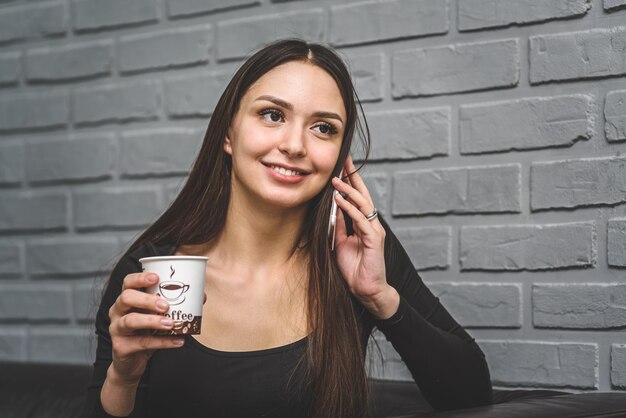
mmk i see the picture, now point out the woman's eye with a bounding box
[259,109,284,123]
[313,122,338,136]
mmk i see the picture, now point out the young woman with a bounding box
[85,39,492,418]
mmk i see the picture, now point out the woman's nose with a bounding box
[278,124,307,158]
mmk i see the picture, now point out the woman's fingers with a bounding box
[109,288,169,319]
[333,191,379,241]
[332,176,372,216]
[121,271,159,292]
[112,311,173,336]
[332,172,382,234]
[112,272,167,316]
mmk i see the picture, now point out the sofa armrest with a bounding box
[393,392,626,418]
[0,361,92,418]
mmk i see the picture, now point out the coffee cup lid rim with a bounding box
[139,256,209,263]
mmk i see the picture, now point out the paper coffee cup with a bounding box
[139,255,208,335]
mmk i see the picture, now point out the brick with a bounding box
[26,134,114,183]
[0,243,22,277]
[605,89,626,142]
[458,0,590,31]
[481,341,597,389]
[367,330,411,381]
[217,9,324,61]
[72,0,158,32]
[368,108,450,160]
[27,237,120,276]
[0,2,65,43]
[605,0,626,11]
[0,143,23,185]
[612,344,626,389]
[164,71,231,117]
[429,283,521,328]
[74,187,161,230]
[73,80,159,125]
[0,284,70,322]
[608,218,626,267]
[533,283,626,329]
[29,328,94,364]
[73,280,104,323]
[460,222,595,271]
[393,164,520,216]
[166,0,260,18]
[531,157,626,210]
[348,53,383,103]
[395,227,450,270]
[120,128,202,177]
[0,51,19,85]
[119,26,212,74]
[460,94,594,154]
[0,192,67,232]
[530,26,626,84]
[362,172,389,216]
[0,90,68,132]
[0,329,26,361]
[330,0,447,47]
[392,39,519,98]
[25,40,112,82]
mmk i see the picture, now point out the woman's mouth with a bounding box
[263,163,309,183]
[268,164,304,177]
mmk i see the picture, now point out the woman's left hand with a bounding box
[332,155,399,320]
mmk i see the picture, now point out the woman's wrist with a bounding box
[101,365,140,416]
[361,285,400,320]
[107,364,141,389]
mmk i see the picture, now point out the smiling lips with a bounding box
[263,163,309,183]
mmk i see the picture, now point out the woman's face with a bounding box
[225,60,346,210]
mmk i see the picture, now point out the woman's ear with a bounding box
[224,133,232,155]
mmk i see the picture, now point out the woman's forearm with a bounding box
[100,366,140,417]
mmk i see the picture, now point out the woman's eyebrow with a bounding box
[255,95,292,110]
[254,95,344,125]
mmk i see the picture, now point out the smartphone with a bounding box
[328,190,339,251]
[328,170,344,251]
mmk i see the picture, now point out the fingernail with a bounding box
[156,299,169,310]
[160,318,173,326]
[147,274,158,283]
[173,338,185,346]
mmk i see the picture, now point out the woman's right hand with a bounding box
[107,272,184,385]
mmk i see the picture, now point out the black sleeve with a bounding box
[83,249,149,418]
[367,215,493,411]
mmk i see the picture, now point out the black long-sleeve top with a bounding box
[84,216,492,417]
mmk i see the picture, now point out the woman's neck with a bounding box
[208,191,309,279]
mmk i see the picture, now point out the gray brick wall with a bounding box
[1,0,625,394]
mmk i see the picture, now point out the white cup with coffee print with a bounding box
[139,256,208,336]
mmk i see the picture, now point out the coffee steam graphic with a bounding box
[156,264,189,305]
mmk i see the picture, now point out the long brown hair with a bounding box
[121,39,371,417]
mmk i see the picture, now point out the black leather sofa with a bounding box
[1,362,625,418]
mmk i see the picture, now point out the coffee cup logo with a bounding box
[159,281,189,304]
[156,265,190,305]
